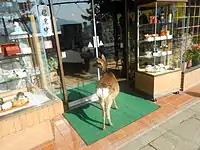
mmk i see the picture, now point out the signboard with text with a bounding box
[38,5,53,37]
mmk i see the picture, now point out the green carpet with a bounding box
[57,82,96,102]
[63,92,160,145]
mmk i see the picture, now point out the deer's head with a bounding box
[95,54,107,72]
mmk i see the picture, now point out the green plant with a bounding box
[192,47,200,61]
[48,57,58,72]
[182,49,193,62]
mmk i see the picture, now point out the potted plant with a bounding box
[182,49,193,70]
[191,46,200,66]
[48,57,58,72]
[180,33,194,70]
[47,57,59,83]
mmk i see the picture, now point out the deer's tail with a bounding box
[97,87,110,100]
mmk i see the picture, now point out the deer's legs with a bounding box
[99,100,106,130]
[113,99,119,109]
[106,101,113,126]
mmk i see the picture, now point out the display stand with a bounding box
[0,2,64,149]
[135,70,181,101]
[135,0,187,101]
[0,90,63,150]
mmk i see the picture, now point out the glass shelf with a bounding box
[139,22,173,27]
[138,68,180,76]
[140,35,173,43]
[0,53,32,61]
[136,1,185,75]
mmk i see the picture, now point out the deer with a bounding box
[95,54,120,130]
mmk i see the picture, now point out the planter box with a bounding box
[135,70,181,100]
[181,66,200,91]
[0,98,64,150]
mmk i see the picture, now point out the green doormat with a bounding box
[64,92,160,145]
[57,82,96,102]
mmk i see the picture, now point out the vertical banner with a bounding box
[38,5,53,37]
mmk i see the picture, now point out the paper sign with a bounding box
[62,52,66,58]
[44,40,53,49]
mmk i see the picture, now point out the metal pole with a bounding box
[125,0,129,79]
[154,2,157,66]
[47,0,69,110]
[136,6,140,71]
[29,15,48,89]
[92,0,100,80]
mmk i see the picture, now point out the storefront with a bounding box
[180,0,200,91]
[2,0,200,148]
[48,0,193,104]
[0,1,63,150]
[47,0,125,108]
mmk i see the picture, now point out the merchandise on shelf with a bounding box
[135,0,187,101]
[137,2,183,74]
[0,89,51,117]
[0,1,55,117]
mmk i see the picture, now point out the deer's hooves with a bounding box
[109,122,113,126]
[114,106,119,110]
[102,126,106,130]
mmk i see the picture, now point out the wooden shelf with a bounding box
[192,34,200,37]
[176,6,200,8]
[175,25,200,30]
[175,16,200,19]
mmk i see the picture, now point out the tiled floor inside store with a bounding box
[32,84,200,150]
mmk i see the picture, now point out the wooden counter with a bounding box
[0,96,64,150]
[135,69,181,100]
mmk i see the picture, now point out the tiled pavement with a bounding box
[118,96,200,150]
[33,84,200,150]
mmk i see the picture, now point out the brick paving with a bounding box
[32,84,200,150]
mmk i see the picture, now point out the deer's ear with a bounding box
[101,54,106,62]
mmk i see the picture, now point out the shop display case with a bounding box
[135,0,187,101]
[0,1,63,150]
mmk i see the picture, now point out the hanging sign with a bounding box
[38,5,53,37]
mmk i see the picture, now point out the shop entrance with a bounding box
[49,0,126,108]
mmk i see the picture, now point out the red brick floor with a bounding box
[33,85,200,150]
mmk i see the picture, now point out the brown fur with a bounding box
[96,55,120,130]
